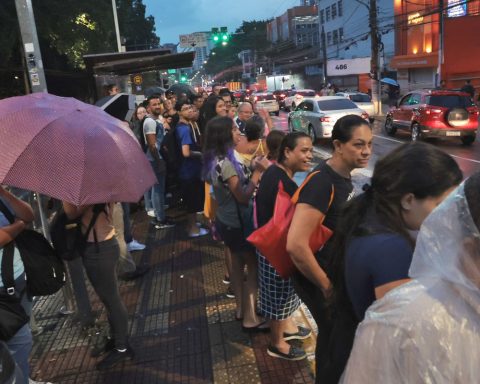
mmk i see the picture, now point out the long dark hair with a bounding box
[277,131,310,164]
[199,96,224,132]
[329,142,463,308]
[465,172,480,231]
[202,116,244,181]
[266,130,285,161]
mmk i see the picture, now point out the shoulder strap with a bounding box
[291,171,335,208]
[0,199,15,224]
[291,170,321,204]
[82,204,105,244]
[1,242,16,295]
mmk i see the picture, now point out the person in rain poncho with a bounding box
[341,171,480,383]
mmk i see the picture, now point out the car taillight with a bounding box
[320,116,332,122]
[254,96,258,102]
[423,108,442,115]
[280,94,285,98]
[361,112,369,120]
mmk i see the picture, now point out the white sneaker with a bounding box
[146,209,155,217]
[29,379,53,384]
[127,239,146,252]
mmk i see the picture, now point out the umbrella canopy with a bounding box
[168,84,196,98]
[144,86,166,98]
[0,93,156,206]
[380,78,399,87]
[94,93,136,122]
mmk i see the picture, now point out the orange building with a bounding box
[390,0,480,94]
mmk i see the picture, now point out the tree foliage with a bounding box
[204,20,271,77]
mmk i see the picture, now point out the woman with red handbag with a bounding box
[286,115,373,383]
[255,132,314,361]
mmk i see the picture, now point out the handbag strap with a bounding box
[291,170,335,210]
[1,242,16,295]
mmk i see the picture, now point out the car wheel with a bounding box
[288,119,294,132]
[384,117,397,136]
[308,125,317,143]
[411,123,421,141]
[461,135,476,146]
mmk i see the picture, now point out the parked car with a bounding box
[336,92,375,121]
[254,92,280,116]
[284,89,316,111]
[385,89,479,145]
[272,90,291,109]
[288,96,369,142]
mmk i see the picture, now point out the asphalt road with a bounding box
[272,110,480,181]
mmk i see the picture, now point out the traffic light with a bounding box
[211,27,228,45]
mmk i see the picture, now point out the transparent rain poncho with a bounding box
[341,183,480,383]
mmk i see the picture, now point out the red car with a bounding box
[385,90,479,145]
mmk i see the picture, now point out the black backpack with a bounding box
[139,116,162,153]
[0,200,65,297]
[50,204,105,261]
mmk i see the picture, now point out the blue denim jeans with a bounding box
[150,161,166,222]
[6,275,32,384]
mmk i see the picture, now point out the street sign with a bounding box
[179,32,208,48]
[327,57,371,76]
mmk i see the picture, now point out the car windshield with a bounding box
[298,91,316,97]
[350,94,371,102]
[256,94,275,101]
[317,99,357,110]
[426,95,475,108]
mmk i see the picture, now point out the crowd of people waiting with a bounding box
[2,81,480,384]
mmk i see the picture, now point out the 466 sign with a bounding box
[327,58,371,76]
[335,64,348,70]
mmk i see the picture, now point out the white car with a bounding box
[284,89,316,111]
[288,96,369,142]
[253,92,280,116]
[336,92,375,121]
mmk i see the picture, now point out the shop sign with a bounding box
[327,57,371,76]
[447,0,467,17]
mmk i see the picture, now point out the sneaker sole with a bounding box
[267,348,307,361]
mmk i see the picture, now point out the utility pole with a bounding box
[14,0,47,93]
[15,0,77,314]
[369,0,382,115]
[321,26,328,84]
[112,0,122,52]
[436,0,444,86]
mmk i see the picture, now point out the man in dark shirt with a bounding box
[461,79,475,98]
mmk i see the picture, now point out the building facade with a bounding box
[390,0,480,92]
[317,0,395,92]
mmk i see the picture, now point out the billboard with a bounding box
[327,57,371,76]
[179,32,208,48]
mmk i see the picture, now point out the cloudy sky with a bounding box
[143,0,297,44]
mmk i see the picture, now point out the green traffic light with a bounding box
[213,35,219,42]
[222,34,228,41]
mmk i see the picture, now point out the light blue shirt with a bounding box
[0,198,24,287]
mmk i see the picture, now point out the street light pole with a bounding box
[369,0,382,115]
[112,0,122,52]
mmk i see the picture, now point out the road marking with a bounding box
[449,154,480,164]
[373,134,403,144]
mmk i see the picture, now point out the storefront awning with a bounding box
[83,49,195,75]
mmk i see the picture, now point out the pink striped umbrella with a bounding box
[0,92,156,205]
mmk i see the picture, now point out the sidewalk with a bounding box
[28,208,316,384]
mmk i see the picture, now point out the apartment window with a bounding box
[326,7,331,21]
[333,30,338,44]
[339,27,344,42]
[338,0,343,17]
[332,4,337,19]
[320,9,325,24]
[327,31,332,46]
